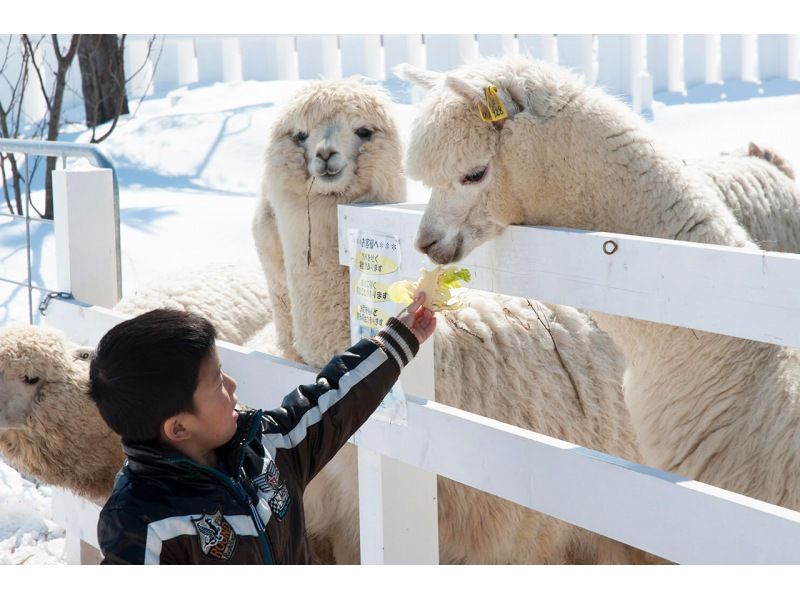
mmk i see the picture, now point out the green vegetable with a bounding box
[388,266,471,312]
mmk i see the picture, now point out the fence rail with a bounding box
[3,34,800,121]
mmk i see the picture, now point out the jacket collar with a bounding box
[122,409,263,479]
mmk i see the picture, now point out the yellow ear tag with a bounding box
[478,85,508,123]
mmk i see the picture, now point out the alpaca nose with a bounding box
[316,148,338,162]
[415,235,440,254]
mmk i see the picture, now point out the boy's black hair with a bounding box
[89,309,217,443]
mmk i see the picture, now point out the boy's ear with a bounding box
[162,415,191,443]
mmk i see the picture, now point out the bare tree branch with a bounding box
[20,35,52,114]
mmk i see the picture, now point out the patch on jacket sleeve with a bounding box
[253,460,291,520]
[192,507,237,560]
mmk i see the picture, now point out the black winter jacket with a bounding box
[97,318,419,564]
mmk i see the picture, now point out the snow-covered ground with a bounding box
[2,75,800,565]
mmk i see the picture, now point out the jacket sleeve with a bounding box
[98,506,151,565]
[259,317,420,487]
[98,505,181,565]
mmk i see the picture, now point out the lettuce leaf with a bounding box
[387,266,471,312]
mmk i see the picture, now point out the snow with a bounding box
[2,76,800,565]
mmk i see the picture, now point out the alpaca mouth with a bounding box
[319,168,344,182]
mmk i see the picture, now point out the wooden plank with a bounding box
[338,203,800,349]
[357,448,439,564]
[353,398,800,564]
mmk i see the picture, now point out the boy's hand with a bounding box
[396,292,436,344]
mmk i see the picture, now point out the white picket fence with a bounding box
[3,33,800,123]
[43,164,800,565]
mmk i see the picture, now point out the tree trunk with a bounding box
[78,35,129,128]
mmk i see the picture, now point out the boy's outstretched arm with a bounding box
[260,294,435,486]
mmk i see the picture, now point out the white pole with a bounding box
[790,35,800,81]
[541,34,557,64]
[409,35,426,103]
[222,37,243,83]
[458,34,478,63]
[276,35,299,80]
[52,168,121,308]
[363,35,384,81]
[667,34,684,93]
[705,34,721,84]
[741,34,759,82]
[321,35,342,80]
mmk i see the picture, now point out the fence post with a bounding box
[790,35,800,81]
[357,337,439,564]
[276,35,299,80]
[51,167,121,309]
[321,35,342,80]
[222,38,243,83]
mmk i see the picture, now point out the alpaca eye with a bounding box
[355,127,373,140]
[23,375,40,385]
[461,168,487,185]
[294,131,308,143]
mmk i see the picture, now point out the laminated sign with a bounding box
[348,229,408,426]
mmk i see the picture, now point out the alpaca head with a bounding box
[0,326,93,429]
[265,78,405,205]
[397,57,588,264]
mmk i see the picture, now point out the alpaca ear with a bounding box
[394,63,441,90]
[444,75,485,106]
[72,347,94,362]
[445,76,523,125]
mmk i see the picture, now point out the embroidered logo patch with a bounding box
[253,460,291,520]
[192,507,237,560]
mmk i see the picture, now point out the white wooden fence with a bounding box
[43,165,800,564]
[3,34,800,123]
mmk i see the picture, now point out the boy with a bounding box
[89,294,435,565]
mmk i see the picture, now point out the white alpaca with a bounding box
[694,143,800,253]
[398,56,800,512]
[253,78,648,564]
[0,326,122,502]
[114,262,273,347]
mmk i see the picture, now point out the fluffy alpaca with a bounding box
[694,143,800,253]
[0,326,122,502]
[114,262,272,346]
[0,263,277,505]
[253,78,647,564]
[398,56,800,512]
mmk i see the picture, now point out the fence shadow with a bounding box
[656,78,800,106]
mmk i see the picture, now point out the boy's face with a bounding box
[183,345,240,452]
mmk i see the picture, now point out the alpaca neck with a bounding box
[275,199,351,368]
[512,90,753,249]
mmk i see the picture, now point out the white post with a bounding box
[363,35,384,81]
[355,318,439,563]
[222,38,243,83]
[52,168,121,308]
[500,34,518,56]
[176,38,198,86]
[741,34,759,82]
[667,34,685,92]
[357,449,439,564]
[321,35,342,80]
[458,34,478,63]
[705,34,721,84]
[540,34,557,64]
[790,35,800,81]
[409,35,426,104]
[126,37,155,98]
[276,35,299,80]
[630,35,653,114]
